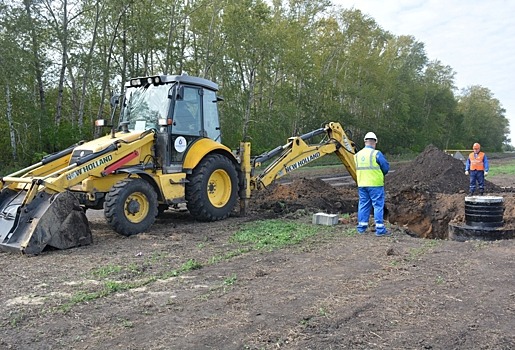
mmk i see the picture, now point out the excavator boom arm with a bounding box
[238,122,357,215]
[255,138,339,189]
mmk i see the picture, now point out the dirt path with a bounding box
[1,148,514,349]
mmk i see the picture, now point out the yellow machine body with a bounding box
[0,74,357,255]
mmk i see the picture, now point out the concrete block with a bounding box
[312,212,339,226]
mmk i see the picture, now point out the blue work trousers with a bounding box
[357,186,386,234]
[469,170,485,194]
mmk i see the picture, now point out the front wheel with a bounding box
[186,154,239,221]
[104,178,158,236]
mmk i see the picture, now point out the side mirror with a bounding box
[110,94,121,107]
[175,86,184,100]
[119,121,130,133]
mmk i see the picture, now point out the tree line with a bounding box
[0,0,510,172]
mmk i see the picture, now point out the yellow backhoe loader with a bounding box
[0,74,357,254]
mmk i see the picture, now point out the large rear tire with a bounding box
[104,178,158,236]
[186,154,238,221]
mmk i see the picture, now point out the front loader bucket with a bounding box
[0,190,92,255]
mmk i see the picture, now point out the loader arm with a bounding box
[239,122,357,215]
[4,141,83,182]
[0,130,156,254]
[1,131,156,197]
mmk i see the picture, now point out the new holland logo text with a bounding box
[285,152,321,173]
[66,155,113,181]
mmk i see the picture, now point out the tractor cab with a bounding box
[119,74,222,173]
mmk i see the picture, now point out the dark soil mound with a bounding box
[386,145,504,239]
[249,178,358,217]
[386,144,501,194]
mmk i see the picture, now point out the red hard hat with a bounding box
[473,143,480,150]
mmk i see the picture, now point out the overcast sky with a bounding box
[333,0,515,145]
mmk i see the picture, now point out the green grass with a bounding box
[208,248,251,264]
[61,278,154,312]
[230,219,323,250]
[223,274,238,286]
[408,240,440,261]
[489,159,515,176]
[148,251,169,263]
[52,217,349,314]
[180,259,203,272]
[58,258,203,313]
[435,275,445,285]
[90,264,122,278]
[54,219,346,313]
[119,318,134,328]
[9,312,24,327]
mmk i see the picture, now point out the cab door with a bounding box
[160,84,222,172]
[169,85,203,164]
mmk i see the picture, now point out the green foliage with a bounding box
[0,0,510,173]
[457,86,509,151]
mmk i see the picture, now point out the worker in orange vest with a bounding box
[465,142,489,196]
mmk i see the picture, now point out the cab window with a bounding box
[172,86,201,135]
[203,89,221,142]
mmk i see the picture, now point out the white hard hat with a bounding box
[364,131,377,142]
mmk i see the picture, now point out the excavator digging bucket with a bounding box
[0,189,92,255]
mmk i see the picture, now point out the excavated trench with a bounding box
[250,145,515,240]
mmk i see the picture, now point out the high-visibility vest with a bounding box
[469,152,485,171]
[354,148,384,186]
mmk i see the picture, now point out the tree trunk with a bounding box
[121,14,127,97]
[242,67,256,140]
[78,0,101,131]
[5,84,17,161]
[66,53,77,128]
[24,0,46,144]
[178,0,189,74]
[24,0,46,113]
[94,4,128,140]
[164,2,177,75]
[201,0,220,78]
[96,4,127,121]
[55,0,68,128]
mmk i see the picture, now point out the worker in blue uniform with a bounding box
[465,142,489,196]
[354,132,390,236]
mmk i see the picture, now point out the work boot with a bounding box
[468,191,474,196]
[375,231,391,237]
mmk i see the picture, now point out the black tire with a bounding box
[104,178,158,236]
[186,154,239,221]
